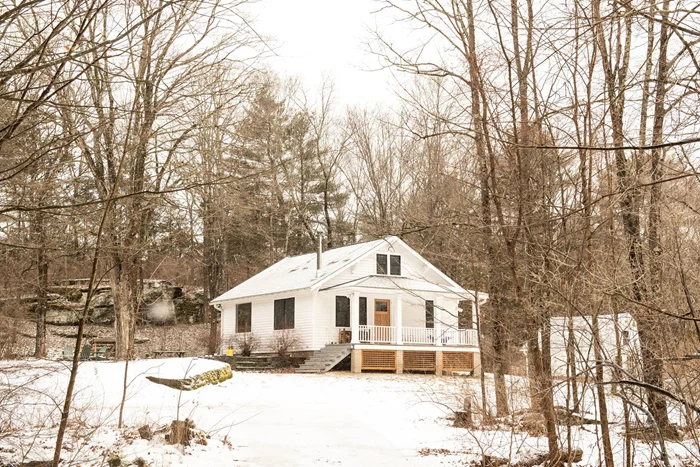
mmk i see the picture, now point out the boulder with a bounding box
[173,287,204,323]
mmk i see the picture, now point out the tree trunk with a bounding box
[112,257,138,360]
[567,316,580,412]
[591,0,670,434]
[202,198,224,355]
[526,318,559,461]
[592,313,615,467]
[33,213,48,358]
[643,0,671,435]
[464,0,510,418]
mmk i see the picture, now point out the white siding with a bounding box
[314,293,338,347]
[401,295,429,327]
[220,291,315,354]
[322,242,455,289]
[549,314,640,380]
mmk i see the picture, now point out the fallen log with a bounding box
[146,363,232,391]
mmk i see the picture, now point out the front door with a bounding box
[374,299,390,326]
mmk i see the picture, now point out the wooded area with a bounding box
[2,0,700,464]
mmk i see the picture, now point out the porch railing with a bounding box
[401,327,435,344]
[442,328,479,347]
[358,325,395,344]
[355,325,478,347]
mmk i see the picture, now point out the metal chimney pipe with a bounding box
[316,235,323,277]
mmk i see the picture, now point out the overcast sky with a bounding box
[247,0,399,108]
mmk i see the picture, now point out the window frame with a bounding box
[236,302,252,333]
[335,296,350,327]
[359,297,367,326]
[376,253,402,276]
[273,297,295,330]
[425,300,435,329]
[389,254,401,276]
[376,253,388,274]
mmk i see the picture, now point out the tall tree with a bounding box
[56,0,260,359]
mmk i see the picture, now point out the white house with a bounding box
[211,236,487,375]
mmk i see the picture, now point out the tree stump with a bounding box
[169,418,194,445]
[138,424,153,440]
[454,397,473,428]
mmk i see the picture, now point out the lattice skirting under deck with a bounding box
[361,350,396,370]
[404,351,436,371]
[443,351,474,371]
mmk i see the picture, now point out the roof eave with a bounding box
[210,285,314,306]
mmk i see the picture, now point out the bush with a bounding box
[267,329,299,358]
[233,333,260,357]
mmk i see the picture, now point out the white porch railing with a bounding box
[401,327,435,344]
[441,329,479,347]
[355,325,478,347]
[358,325,395,344]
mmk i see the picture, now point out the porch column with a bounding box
[471,300,478,330]
[350,292,360,345]
[434,296,443,347]
[351,349,362,373]
[472,351,482,376]
[395,295,403,344]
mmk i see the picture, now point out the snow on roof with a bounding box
[320,275,469,297]
[211,237,393,303]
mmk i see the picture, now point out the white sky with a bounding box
[247,0,399,108]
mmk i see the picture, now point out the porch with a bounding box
[318,277,484,375]
[349,324,480,374]
[358,325,478,346]
[318,277,483,349]
[328,326,478,347]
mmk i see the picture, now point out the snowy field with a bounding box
[0,358,698,466]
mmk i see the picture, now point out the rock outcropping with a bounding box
[25,279,204,325]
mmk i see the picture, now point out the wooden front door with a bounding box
[374,299,391,326]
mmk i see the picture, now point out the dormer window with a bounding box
[376,253,401,275]
[376,254,387,274]
[390,255,401,275]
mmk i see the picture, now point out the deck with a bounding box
[357,325,478,347]
[329,326,480,375]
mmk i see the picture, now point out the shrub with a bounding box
[267,329,299,358]
[234,333,260,357]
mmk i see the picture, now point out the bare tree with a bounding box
[56,0,260,359]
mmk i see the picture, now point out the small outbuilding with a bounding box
[549,313,640,380]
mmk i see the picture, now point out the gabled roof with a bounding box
[210,235,485,304]
[211,238,391,303]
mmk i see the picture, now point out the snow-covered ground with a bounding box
[0,358,698,466]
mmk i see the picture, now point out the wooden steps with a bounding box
[295,344,351,374]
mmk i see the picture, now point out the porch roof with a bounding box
[319,275,476,299]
